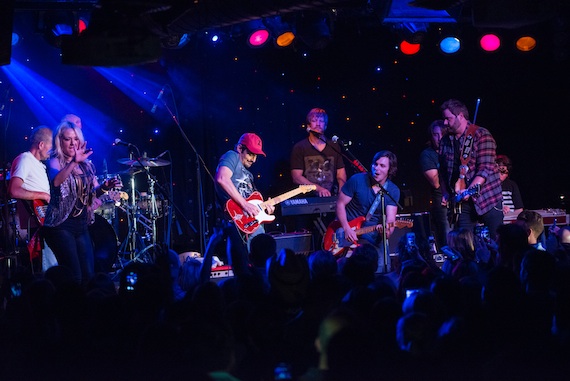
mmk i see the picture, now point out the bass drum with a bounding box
[89,214,119,273]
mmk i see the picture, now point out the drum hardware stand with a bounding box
[115,170,151,271]
[137,169,161,260]
[1,199,21,279]
[115,147,173,272]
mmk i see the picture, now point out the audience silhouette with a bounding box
[2,225,570,381]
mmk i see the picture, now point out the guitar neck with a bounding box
[261,187,308,208]
[354,222,394,236]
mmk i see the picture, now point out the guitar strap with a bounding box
[22,199,38,220]
[365,187,383,221]
[455,123,478,192]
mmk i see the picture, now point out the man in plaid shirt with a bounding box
[439,99,503,239]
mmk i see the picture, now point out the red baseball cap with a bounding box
[238,133,266,157]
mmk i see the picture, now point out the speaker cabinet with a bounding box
[388,212,431,254]
[272,232,313,255]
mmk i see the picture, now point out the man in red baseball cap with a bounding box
[214,132,274,275]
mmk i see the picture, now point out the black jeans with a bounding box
[43,215,94,284]
[457,199,503,240]
[430,192,450,250]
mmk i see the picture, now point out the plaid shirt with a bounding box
[440,125,502,215]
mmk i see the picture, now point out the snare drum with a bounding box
[137,195,167,218]
[89,214,119,273]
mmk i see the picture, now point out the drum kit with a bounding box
[91,153,171,273]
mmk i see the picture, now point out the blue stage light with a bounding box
[440,36,461,54]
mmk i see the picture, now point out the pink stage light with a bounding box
[248,30,270,47]
[480,34,501,52]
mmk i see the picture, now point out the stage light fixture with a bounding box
[246,19,270,48]
[249,29,270,47]
[78,17,88,34]
[161,33,190,49]
[516,36,537,52]
[41,11,78,48]
[276,31,295,47]
[264,16,296,48]
[12,32,20,46]
[480,33,501,52]
[400,40,421,55]
[440,36,461,54]
[60,4,162,66]
[297,11,332,50]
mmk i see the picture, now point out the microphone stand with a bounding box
[375,183,404,273]
[158,89,214,255]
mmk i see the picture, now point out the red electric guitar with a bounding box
[226,185,316,234]
[31,199,49,225]
[322,216,414,257]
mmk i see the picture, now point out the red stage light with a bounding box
[400,40,420,55]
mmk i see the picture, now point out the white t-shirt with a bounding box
[11,151,50,194]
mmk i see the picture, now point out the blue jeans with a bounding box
[221,219,265,277]
[43,216,94,284]
[360,231,390,273]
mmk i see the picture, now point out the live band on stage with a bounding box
[1,104,569,279]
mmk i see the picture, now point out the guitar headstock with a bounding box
[394,219,414,229]
[299,185,317,193]
[108,190,129,202]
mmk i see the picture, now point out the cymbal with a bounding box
[118,167,144,176]
[117,157,171,167]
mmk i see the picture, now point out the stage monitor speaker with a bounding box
[389,212,431,254]
[272,232,313,256]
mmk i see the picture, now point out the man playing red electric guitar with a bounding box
[214,133,275,274]
[335,150,401,273]
[8,126,57,271]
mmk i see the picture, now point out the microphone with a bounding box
[150,86,166,113]
[114,138,135,148]
[331,135,352,146]
[308,129,321,137]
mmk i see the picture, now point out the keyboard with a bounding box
[281,196,338,216]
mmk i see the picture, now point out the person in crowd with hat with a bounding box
[214,133,275,276]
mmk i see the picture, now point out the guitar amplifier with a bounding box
[388,212,431,254]
[271,232,313,256]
